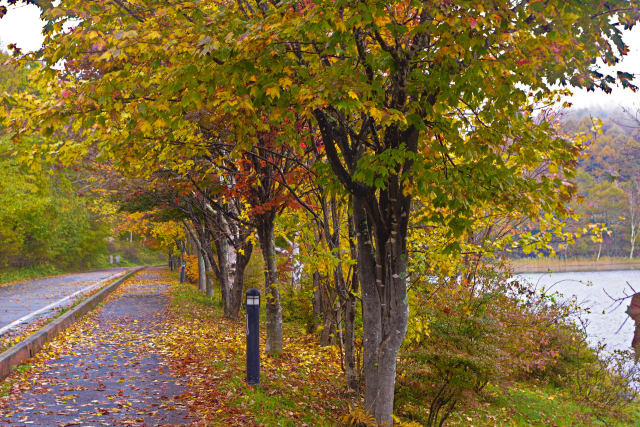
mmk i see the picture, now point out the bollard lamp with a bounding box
[246,288,260,386]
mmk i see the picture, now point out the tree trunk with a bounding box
[312,191,359,391]
[286,234,302,290]
[312,271,322,333]
[314,107,414,424]
[319,283,336,346]
[183,219,215,296]
[344,280,358,390]
[353,200,382,414]
[353,196,409,425]
[227,242,253,318]
[630,222,636,259]
[215,234,231,304]
[203,251,215,297]
[257,215,283,354]
[345,209,360,390]
[629,179,639,260]
[329,197,357,389]
[198,249,206,292]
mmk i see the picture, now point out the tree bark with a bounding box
[227,241,253,318]
[352,193,410,425]
[353,200,382,413]
[319,282,336,346]
[629,177,639,259]
[198,249,206,292]
[257,215,283,354]
[312,271,322,333]
[203,212,231,311]
[214,236,229,300]
[345,208,360,390]
[183,219,215,296]
[323,195,358,389]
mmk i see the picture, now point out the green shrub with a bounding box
[397,282,507,426]
[396,260,640,425]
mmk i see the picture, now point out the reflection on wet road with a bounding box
[0,268,133,333]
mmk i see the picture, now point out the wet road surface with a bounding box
[0,268,133,333]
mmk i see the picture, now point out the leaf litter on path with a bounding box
[0,266,193,426]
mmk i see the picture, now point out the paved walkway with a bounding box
[0,267,192,426]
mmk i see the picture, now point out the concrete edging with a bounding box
[0,266,145,380]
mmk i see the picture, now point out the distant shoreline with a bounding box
[511,258,640,274]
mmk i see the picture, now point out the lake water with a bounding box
[517,270,640,352]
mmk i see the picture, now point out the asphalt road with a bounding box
[0,268,134,334]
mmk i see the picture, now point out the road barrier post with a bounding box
[180,261,186,283]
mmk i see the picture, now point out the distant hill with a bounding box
[541,107,640,259]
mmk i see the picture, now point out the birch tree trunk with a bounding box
[198,249,206,292]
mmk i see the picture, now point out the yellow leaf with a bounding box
[369,107,384,122]
[139,121,153,134]
[279,77,293,88]
[266,86,280,99]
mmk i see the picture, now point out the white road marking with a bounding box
[0,271,126,336]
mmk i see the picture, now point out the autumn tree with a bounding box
[202,1,640,423]
[192,127,314,352]
[3,0,640,424]
[625,175,640,259]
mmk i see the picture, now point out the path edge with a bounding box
[0,266,145,380]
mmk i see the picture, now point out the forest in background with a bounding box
[0,54,163,277]
[525,108,640,260]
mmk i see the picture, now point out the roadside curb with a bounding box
[0,266,145,380]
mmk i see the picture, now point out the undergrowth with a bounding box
[162,269,640,426]
[394,261,640,426]
[447,382,639,426]
[160,281,355,425]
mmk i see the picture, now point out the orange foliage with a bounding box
[184,254,198,284]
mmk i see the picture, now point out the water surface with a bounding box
[517,270,640,352]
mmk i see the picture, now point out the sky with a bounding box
[0,1,639,110]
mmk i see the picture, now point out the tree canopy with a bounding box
[1,0,639,424]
